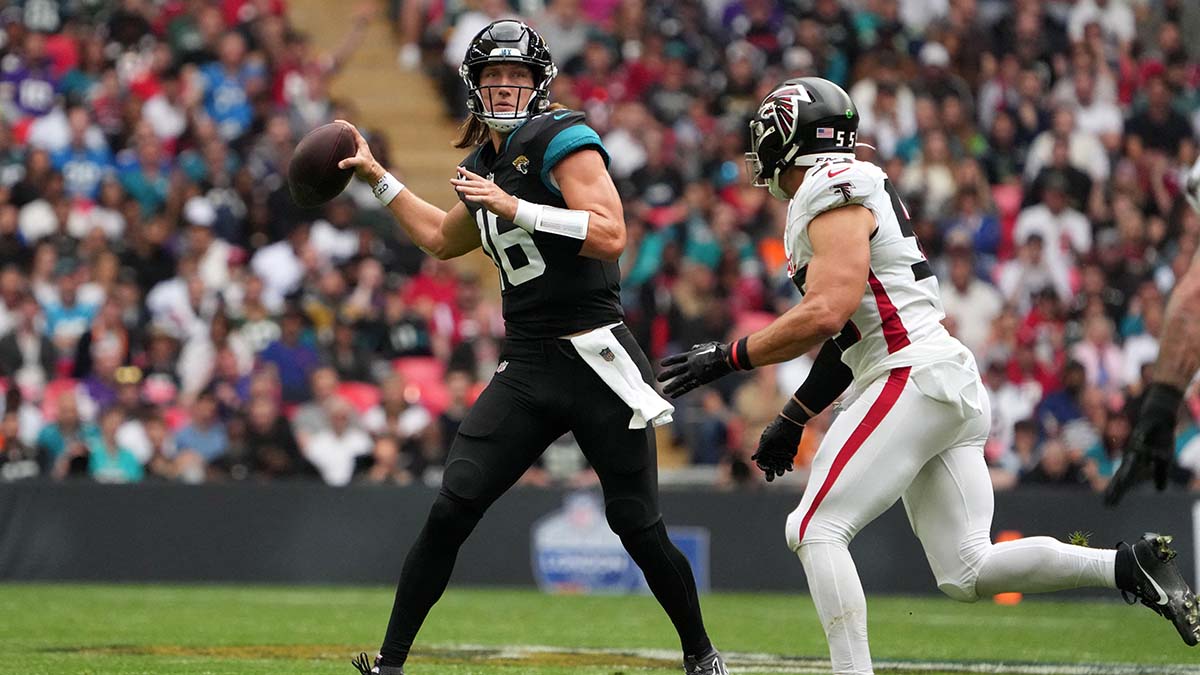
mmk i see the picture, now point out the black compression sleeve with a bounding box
[792,338,854,417]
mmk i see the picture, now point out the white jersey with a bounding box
[784,158,971,389]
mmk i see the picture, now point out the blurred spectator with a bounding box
[939,251,1003,357]
[364,373,436,474]
[1022,439,1087,488]
[292,366,348,447]
[1070,315,1125,395]
[259,307,320,403]
[86,407,142,484]
[173,391,229,478]
[436,369,473,453]
[1083,410,1130,492]
[305,396,372,486]
[241,396,314,479]
[325,319,374,383]
[0,406,40,482]
[39,391,99,480]
[0,293,57,390]
[358,435,412,485]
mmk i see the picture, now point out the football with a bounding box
[288,122,357,208]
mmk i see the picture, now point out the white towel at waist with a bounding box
[568,323,674,429]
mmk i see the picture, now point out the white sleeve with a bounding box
[794,160,879,221]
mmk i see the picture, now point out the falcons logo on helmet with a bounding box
[758,83,814,144]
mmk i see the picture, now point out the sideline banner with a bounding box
[531,492,710,594]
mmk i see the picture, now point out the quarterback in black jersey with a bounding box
[338,20,727,675]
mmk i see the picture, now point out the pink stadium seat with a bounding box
[337,382,382,414]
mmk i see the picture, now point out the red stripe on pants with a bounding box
[867,271,910,353]
[795,367,912,545]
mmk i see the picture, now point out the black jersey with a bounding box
[458,110,623,339]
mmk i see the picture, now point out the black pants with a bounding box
[378,324,710,664]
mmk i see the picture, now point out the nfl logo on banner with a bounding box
[816,127,835,139]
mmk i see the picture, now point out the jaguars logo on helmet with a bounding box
[746,77,860,200]
[459,20,558,133]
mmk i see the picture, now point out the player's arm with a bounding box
[550,149,625,260]
[657,205,871,398]
[337,121,481,260]
[450,149,625,261]
[751,339,854,481]
[1105,165,1200,506]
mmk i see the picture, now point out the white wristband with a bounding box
[513,199,588,240]
[372,172,404,206]
[513,198,542,233]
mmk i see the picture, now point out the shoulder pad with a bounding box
[794,159,883,219]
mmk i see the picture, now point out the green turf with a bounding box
[0,584,1193,674]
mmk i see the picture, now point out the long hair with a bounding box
[452,102,567,149]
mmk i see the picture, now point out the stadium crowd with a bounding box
[2,0,1200,494]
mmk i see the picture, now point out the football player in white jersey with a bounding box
[657,77,1198,672]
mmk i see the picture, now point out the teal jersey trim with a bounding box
[540,125,609,196]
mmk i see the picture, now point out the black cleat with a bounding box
[351,652,405,674]
[684,647,730,674]
[1116,533,1199,646]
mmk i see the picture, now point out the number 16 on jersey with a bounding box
[475,209,547,288]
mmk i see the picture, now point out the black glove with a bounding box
[752,415,805,482]
[1104,382,1182,507]
[657,341,739,398]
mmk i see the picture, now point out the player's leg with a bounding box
[376,374,567,669]
[905,443,1199,645]
[568,327,718,668]
[784,367,961,675]
[902,443,1116,601]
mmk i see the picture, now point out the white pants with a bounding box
[785,363,1116,675]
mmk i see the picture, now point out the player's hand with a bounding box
[334,120,384,183]
[452,167,518,222]
[751,416,804,482]
[657,342,734,398]
[1104,383,1182,507]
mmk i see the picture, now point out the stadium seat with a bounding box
[337,382,382,413]
[393,356,450,415]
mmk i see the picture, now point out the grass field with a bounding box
[1,584,1196,675]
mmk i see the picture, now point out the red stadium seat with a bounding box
[337,382,381,414]
[392,357,450,415]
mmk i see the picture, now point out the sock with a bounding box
[1114,542,1136,592]
[378,495,483,666]
[619,520,712,657]
[975,536,1117,597]
[797,542,874,675]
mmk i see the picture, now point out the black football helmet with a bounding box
[746,77,859,199]
[460,20,558,133]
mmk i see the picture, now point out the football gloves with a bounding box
[1104,383,1183,507]
[657,342,736,398]
[752,415,805,482]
